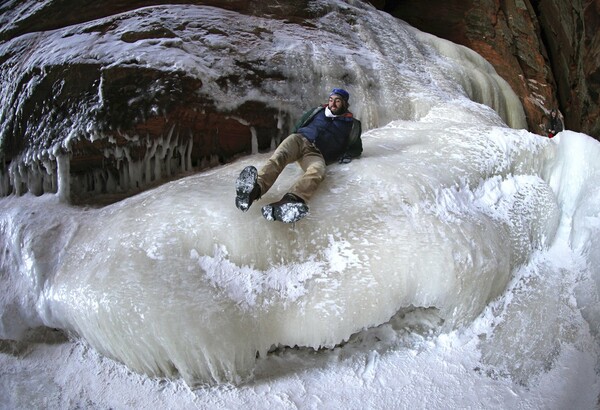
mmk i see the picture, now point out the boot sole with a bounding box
[235,166,258,212]
[262,202,309,223]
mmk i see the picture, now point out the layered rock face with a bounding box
[0,1,312,202]
[378,0,599,138]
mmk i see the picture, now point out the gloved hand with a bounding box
[339,154,352,164]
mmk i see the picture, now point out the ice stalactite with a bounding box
[0,166,8,196]
[1,129,198,203]
[251,127,258,155]
[76,131,197,200]
[7,162,21,196]
[56,153,70,203]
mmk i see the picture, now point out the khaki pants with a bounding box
[257,133,326,202]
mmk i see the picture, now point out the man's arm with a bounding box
[346,119,363,157]
[339,119,362,163]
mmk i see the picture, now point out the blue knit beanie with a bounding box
[330,88,350,103]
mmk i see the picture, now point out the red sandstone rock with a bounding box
[381,0,599,138]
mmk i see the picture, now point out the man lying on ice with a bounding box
[235,88,363,223]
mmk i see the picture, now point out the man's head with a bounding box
[328,88,350,115]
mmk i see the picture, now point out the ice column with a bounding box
[56,153,70,203]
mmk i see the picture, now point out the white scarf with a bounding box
[325,107,340,118]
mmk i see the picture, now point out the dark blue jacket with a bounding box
[295,106,362,163]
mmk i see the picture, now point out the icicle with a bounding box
[165,142,174,178]
[186,137,193,171]
[27,162,41,196]
[177,137,190,173]
[153,139,163,183]
[9,161,23,196]
[56,153,70,203]
[276,111,285,130]
[144,138,159,183]
[161,125,176,178]
[42,158,57,194]
[124,145,136,189]
[250,127,258,155]
[0,167,9,196]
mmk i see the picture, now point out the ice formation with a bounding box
[2,1,596,388]
[1,115,563,385]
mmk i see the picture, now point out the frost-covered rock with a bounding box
[0,0,525,202]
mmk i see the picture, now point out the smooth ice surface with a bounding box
[0,0,599,407]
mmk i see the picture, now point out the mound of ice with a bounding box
[0,105,559,385]
[0,0,559,386]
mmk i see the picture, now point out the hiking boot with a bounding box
[235,166,261,212]
[261,193,309,223]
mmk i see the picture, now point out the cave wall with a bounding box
[377,0,599,138]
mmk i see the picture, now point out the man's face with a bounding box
[328,95,346,115]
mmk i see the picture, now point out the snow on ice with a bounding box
[0,0,599,408]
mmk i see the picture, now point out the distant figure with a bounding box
[546,109,563,138]
[235,88,363,223]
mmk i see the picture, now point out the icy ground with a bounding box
[1,127,599,409]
